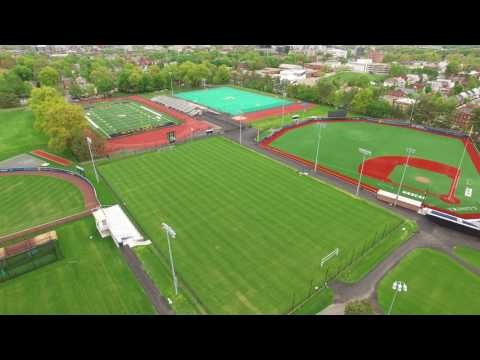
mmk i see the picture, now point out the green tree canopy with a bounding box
[38,66,60,87]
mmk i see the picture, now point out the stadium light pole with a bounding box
[409,99,416,126]
[356,148,372,196]
[86,136,99,183]
[449,126,473,201]
[388,281,407,315]
[394,147,416,206]
[313,123,327,173]
[162,223,178,295]
[169,72,174,96]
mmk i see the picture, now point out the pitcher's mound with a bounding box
[415,176,431,184]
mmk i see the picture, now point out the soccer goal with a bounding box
[321,248,339,267]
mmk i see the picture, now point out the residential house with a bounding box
[406,74,421,85]
[279,64,304,70]
[428,78,455,95]
[368,49,384,63]
[279,69,307,84]
[326,47,348,59]
[384,77,406,88]
[455,103,479,128]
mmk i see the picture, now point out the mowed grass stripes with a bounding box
[99,137,407,314]
[0,175,85,236]
[0,217,155,314]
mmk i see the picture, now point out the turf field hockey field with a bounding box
[99,136,413,314]
[265,120,480,217]
[175,86,292,115]
[84,100,180,137]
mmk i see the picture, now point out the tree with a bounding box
[212,64,231,84]
[0,91,20,108]
[317,81,336,104]
[389,63,408,78]
[345,299,374,315]
[453,83,464,95]
[351,88,376,114]
[365,99,395,118]
[446,61,461,76]
[70,128,106,161]
[38,66,60,87]
[470,108,480,134]
[13,65,33,81]
[90,66,115,96]
[69,80,84,99]
[39,101,87,152]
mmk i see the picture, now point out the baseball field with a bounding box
[98,136,414,314]
[265,120,480,216]
[0,175,85,236]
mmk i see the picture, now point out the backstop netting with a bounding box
[0,231,61,282]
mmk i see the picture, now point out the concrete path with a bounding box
[120,246,175,315]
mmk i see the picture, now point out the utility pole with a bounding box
[169,72,174,96]
[86,136,99,183]
[449,126,473,202]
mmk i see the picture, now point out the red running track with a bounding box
[238,102,316,123]
[31,150,72,166]
[80,96,214,154]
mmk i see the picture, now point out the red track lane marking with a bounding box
[31,150,72,166]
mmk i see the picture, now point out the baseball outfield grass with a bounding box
[269,121,480,215]
[0,175,85,236]
[377,248,480,315]
[98,136,413,314]
[0,108,47,161]
[0,217,155,314]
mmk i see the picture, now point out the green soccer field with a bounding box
[269,121,480,215]
[84,100,180,137]
[175,86,292,115]
[0,217,155,314]
[0,175,85,236]
[377,248,480,315]
[98,136,413,314]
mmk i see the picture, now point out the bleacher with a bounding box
[151,95,202,117]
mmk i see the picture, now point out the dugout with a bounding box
[0,231,61,282]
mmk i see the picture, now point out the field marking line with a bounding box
[85,115,111,138]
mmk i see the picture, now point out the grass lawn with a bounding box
[322,71,386,86]
[84,99,180,137]
[0,108,48,161]
[175,86,292,115]
[0,217,155,314]
[252,104,335,134]
[269,121,480,215]
[377,248,480,315]
[0,175,85,236]
[453,245,480,270]
[99,136,412,314]
[292,288,334,315]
